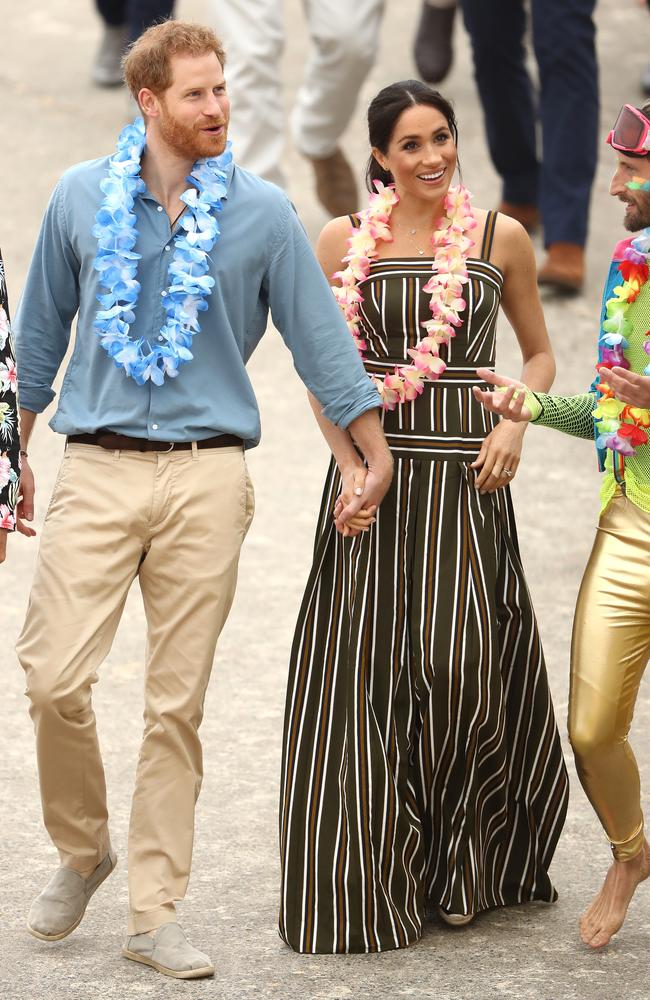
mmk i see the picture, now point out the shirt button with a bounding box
[157,205,163,212]
[152,423,159,430]
[158,335,164,342]
[164,245,171,252]
[161,290,167,297]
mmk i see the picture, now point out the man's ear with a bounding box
[138,88,160,119]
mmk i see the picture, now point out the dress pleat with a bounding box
[279,215,568,954]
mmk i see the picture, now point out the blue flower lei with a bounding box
[92,117,232,386]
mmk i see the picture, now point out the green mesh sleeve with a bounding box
[529,391,596,440]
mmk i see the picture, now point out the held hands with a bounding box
[472,368,533,423]
[333,465,377,537]
[334,451,393,535]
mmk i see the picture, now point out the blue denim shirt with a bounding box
[15,157,380,445]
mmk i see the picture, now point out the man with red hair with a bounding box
[15,20,391,979]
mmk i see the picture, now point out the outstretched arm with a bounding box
[473,369,596,440]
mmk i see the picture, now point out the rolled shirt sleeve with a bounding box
[14,182,81,413]
[264,201,381,428]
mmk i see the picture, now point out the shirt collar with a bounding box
[139,157,235,205]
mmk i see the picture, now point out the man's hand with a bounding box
[16,458,37,538]
[607,366,650,408]
[0,529,8,563]
[336,453,393,527]
[472,368,533,422]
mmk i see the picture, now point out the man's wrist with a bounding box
[339,458,365,477]
[366,448,393,470]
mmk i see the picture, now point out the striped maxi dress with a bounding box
[279,212,569,954]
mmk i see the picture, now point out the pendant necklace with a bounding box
[396,221,429,256]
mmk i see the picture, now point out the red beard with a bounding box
[158,108,228,161]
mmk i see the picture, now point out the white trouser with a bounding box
[210,0,385,187]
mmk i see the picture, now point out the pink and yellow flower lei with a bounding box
[332,182,476,410]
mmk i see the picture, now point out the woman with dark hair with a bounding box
[279,81,568,953]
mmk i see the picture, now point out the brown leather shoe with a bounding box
[537,242,585,294]
[497,200,540,234]
[413,2,456,85]
[308,148,359,218]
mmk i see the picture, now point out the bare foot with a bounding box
[579,839,650,948]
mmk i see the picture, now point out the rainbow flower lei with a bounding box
[594,221,650,458]
[332,182,476,409]
[92,117,232,386]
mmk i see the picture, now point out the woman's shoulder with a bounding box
[320,213,359,239]
[472,205,531,272]
[316,214,359,255]
[316,215,359,283]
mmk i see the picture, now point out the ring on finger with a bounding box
[502,468,513,478]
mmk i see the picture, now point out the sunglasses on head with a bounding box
[607,104,650,156]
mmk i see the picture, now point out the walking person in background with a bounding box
[460,0,599,293]
[279,80,569,953]
[640,0,650,96]
[209,0,385,215]
[473,101,650,949]
[92,0,175,86]
[413,0,458,85]
[16,20,391,979]
[0,249,28,563]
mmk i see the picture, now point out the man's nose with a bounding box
[609,169,626,197]
[203,93,224,118]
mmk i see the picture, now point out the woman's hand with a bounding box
[334,465,377,537]
[471,420,525,494]
[473,369,533,422]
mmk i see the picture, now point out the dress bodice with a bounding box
[357,255,503,371]
[347,212,504,462]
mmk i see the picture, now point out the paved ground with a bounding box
[1,2,650,998]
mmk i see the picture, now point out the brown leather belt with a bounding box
[67,431,243,452]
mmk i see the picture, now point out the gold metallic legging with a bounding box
[569,492,648,862]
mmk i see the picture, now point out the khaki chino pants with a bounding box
[17,443,254,933]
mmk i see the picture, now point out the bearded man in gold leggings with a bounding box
[473,102,650,949]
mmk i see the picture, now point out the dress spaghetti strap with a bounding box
[479,210,498,262]
[348,213,362,230]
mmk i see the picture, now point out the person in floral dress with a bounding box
[0,249,21,562]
